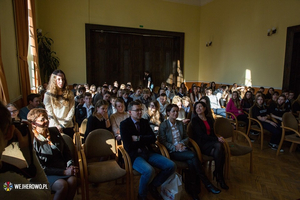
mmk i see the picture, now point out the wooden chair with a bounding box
[61,133,85,200]
[225,112,247,133]
[277,112,300,156]
[246,107,270,150]
[121,140,167,200]
[214,118,253,178]
[79,118,88,135]
[81,129,129,200]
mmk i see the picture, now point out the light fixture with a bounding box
[267,27,277,36]
[206,41,212,47]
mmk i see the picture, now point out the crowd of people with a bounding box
[2,69,300,200]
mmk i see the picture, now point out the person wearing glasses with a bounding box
[120,101,175,200]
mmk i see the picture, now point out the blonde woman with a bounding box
[110,98,129,141]
[44,70,75,138]
[142,100,164,136]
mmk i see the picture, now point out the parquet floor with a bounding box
[75,135,300,200]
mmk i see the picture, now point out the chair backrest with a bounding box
[282,112,298,131]
[214,117,233,139]
[62,133,77,162]
[80,118,88,134]
[186,122,193,138]
[84,129,116,159]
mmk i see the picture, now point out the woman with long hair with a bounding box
[110,98,129,141]
[159,104,220,200]
[190,101,229,190]
[200,96,214,119]
[84,100,111,141]
[210,81,216,93]
[27,108,77,200]
[226,91,248,123]
[190,85,201,105]
[44,70,75,138]
[142,100,164,136]
[269,95,289,123]
[241,91,253,113]
[252,95,283,152]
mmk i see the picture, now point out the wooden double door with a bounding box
[86,24,184,89]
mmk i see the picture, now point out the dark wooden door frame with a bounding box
[85,24,185,86]
[283,25,300,91]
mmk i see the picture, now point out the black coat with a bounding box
[190,116,218,154]
[120,117,156,163]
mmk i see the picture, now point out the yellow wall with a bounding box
[0,0,21,102]
[199,0,300,88]
[36,0,201,84]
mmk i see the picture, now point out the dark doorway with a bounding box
[283,25,300,96]
[85,24,184,89]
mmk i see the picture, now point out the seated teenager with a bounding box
[110,98,129,142]
[182,96,193,120]
[74,86,86,105]
[156,88,171,103]
[190,85,201,105]
[190,101,228,190]
[6,103,22,122]
[265,87,274,100]
[267,91,279,107]
[0,102,50,199]
[89,84,97,97]
[93,85,109,105]
[159,104,220,200]
[122,89,133,111]
[268,95,290,123]
[27,108,77,200]
[226,91,248,128]
[241,91,253,113]
[252,95,283,152]
[120,101,175,200]
[130,87,142,101]
[172,95,190,124]
[19,93,41,120]
[139,88,152,108]
[176,87,186,98]
[75,92,94,127]
[158,93,169,118]
[84,100,111,141]
[207,88,226,117]
[142,100,164,136]
[108,96,117,118]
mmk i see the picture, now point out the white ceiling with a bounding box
[163,0,213,6]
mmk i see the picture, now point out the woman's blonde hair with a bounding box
[47,70,73,107]
[147,100,161,126]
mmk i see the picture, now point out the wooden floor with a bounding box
[75,135,300,200]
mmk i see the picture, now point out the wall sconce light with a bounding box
[267,27,277,36]
[206,41,212,47]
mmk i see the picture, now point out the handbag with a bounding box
[161,172,182,200]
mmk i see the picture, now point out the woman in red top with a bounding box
[190,101,228,190]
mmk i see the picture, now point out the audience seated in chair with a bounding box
[75,92,94,127]
[142,100,164,136]
[84,100,111,142]
[19,93,41,120]
[120,101,175,200]
[189,101,229,190]
[159,104,221,200]
[27,108,77,200]
[207,88,226,117]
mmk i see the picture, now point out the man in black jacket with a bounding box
[120,101,175,200]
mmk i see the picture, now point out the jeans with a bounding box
[133,153,175,197]
[212,108,226,117]
[261,121,282,144]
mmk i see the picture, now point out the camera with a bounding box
[7,119,30,146]
[12,119,30,136]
